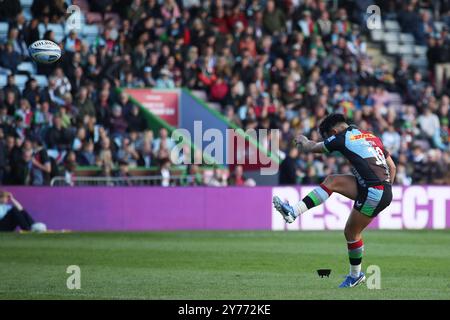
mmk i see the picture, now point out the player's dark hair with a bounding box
[319,113,347,139]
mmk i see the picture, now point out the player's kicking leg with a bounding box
[273,174,368,288]
[338,209,372,288]
[339,183,392,288]
[273,174,358,223]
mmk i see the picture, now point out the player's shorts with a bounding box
[353,182,392,218]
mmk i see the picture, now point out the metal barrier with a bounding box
[50,175,197,186]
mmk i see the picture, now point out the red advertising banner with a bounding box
[124,89,179,127]
[226,130,277,174]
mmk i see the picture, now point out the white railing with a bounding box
[50,175,196,186]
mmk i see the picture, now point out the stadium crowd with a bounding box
[0,0,449,186]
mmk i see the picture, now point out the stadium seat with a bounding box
[14,74,29,92]
[384,20,401,31]
[0,22,9,42]
[82,24,100,44]
[86,12,103,24]
[398,44,414,55]
[402,55,416,65]
[414,45,428,56]
[17,62,36,75]
[0,67,11,76]
[411,57,428,68]
[434,21,445,32]
[38,23,65,42]
[22,8,33,21]
[399,33,415,44]
[371,29,384,42]
[20,0,33,9]
[385,43,399,55]
[0,74,7,88]
[33,74,49,88]
[383,32,399,43]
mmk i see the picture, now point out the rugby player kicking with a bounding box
[273,113,396,288]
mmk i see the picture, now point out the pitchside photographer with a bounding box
[0,190,46,232]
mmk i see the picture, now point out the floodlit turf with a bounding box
[0,230,449,300]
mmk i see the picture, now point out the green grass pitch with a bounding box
[1,230,449,299]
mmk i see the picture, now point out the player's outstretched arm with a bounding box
[295,135,326,154]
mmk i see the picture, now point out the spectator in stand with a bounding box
[75,87,96,122]
[155,68,175,89]
[433,26,450,95]
[115,160,132,186]
[206,167,229,187]
[407,72,426,105]
[0,43,21,74]
[45,115,72,152]
[0,191,46,232]
[382,125,401,161]
[210,75,229,107]
[410,145,428,184]
[7,27,28,59]
[228,165,255,186]
[126,105,147,132]
[262,0,285,35]
[30,137,51,185]
[109,104,128,138]
[418,106,441,146]
[64,30,82,53]
[152,127,174,155]
[279,147,299,185]
[77,140,96,166]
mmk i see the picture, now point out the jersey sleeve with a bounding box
[323,134,344,154]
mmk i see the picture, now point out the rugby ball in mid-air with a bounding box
[29,40,62,64]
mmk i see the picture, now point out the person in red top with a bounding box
[226,5,248,31]
[239,34,257,58]
[229,165,245,186]
[211,7,229,34]
[254,94,276,118]
[210,76,229,106]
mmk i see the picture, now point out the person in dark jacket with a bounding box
[45,115,73,151]
[10,147,32,185]
[279,147,299,185]
[0,0,21,21]
[0,42,21,73]
[126,104,147,132]
[0,136,7,184]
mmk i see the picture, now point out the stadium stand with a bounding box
[0,0,449,187]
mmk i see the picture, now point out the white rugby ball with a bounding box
[29,40,62,64]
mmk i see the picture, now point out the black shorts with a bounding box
[353,183,393,218]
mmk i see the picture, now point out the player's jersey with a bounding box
[323,125,391,187]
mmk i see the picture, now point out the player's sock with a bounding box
[347,239,364,278]
[293,183,332,216]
